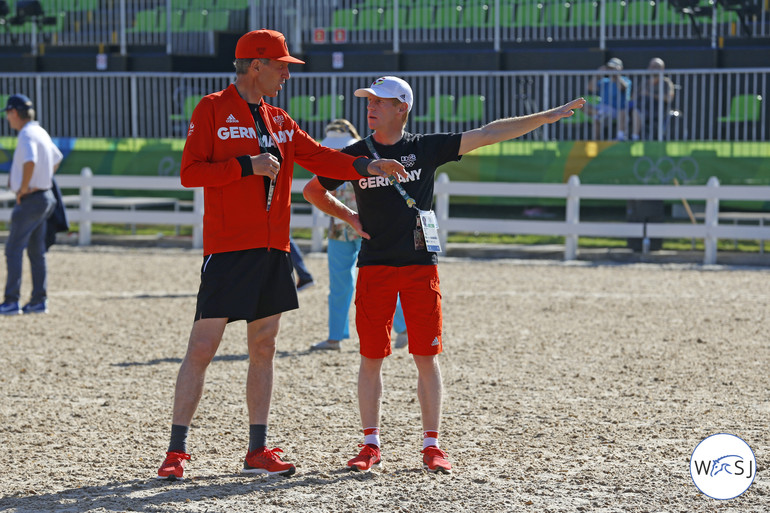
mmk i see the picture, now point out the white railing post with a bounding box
[704,176,720,265]
[311,205,325,253]
[436,173,450,252]
[78,167,93,246]
[564,174,580,260]
[393,0,400,54]
[192,187,204,249]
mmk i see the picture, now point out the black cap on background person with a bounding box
[4,94,33,112]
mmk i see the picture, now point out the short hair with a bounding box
[325,118,361,140]
[233,57,270,75]
[15,107,35,121]
[391,98,409,128]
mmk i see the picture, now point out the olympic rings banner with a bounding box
[1,137,768,204]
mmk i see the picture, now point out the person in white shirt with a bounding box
[1,94,62,315]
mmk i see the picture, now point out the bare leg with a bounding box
[412,354,443,433]
[171,317,228,426]
[358,356,385,429]
[246,314,281,425]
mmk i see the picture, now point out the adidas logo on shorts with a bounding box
[431,337,439,346]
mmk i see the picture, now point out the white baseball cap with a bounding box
[354,76,414,112]
[606,57,624,70]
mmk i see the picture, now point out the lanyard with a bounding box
[252,103,276,212]
[364,135,416,210]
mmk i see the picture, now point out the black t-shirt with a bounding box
[318,132,462,267]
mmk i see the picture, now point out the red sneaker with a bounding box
[421,446,452,474]
[157,451,191,480]
[243,447,296,476]
[346,443,382,472]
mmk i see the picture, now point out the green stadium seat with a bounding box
[462,2,495,28]
[357,7,386,30]
[170,10,185,32]
[719,94,762,122]
[218,0,250,9]
[559,0,598,27]
[39,0,70,11]
[414,95,484,123]
[434,5,463,28]
[181,10,205,31]
[180,9,229,32]
[603,0,627,25]
[332,8,356,30]
[130,9,165,33]
[516,2,548,27]
[170,94,203,122]
[77,0,98,10]
[402,6,436,29]
[208,10,230,31]
[497,3,516,27]
[413,95,449,122]
[445,95,486,122]
[626,0,657,26]
[354,0,389,8]
[289,95,344,122]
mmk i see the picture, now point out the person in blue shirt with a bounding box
[584,58,632,140]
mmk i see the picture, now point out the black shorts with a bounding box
[194,248,299,323]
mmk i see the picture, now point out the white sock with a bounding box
[423,430,439,449]
[364,427,380,447]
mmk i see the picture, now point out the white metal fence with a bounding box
[2,169,769,265]
[0,68,767,141]
[0,1,767,55]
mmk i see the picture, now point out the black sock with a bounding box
[168,424,189,453]
[249,424,267,452]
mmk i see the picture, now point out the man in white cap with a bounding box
[304,76,585,474]
[1,94,61,316]
[584,57,632,140]
[156,30,406,481]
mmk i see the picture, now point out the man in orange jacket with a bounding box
[157,29,405,480]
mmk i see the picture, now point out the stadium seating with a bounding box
[718,94,763,122]
[169,94,203,122]
[129,9,165,33]
[289,94,344,122]
[413,94,485,122]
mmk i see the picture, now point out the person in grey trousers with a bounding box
[1,94,62,315]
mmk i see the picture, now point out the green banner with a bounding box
[1,138,768,207]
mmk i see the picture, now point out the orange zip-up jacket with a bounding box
[181,83,365,256]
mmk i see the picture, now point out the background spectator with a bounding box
[584,58,632,140]
[630,57,677,140]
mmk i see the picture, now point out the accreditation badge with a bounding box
[418,209,441,253]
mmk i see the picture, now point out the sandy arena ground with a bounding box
[0,245,768,512]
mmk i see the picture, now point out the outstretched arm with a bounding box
[303,177,370,240]
[458,98,586,155]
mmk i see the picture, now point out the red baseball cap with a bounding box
[235,29,305,64]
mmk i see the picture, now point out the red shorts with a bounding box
[355,265,442,359]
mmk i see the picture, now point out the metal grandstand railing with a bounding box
[0,69,766,141]
[0,1,766,55]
